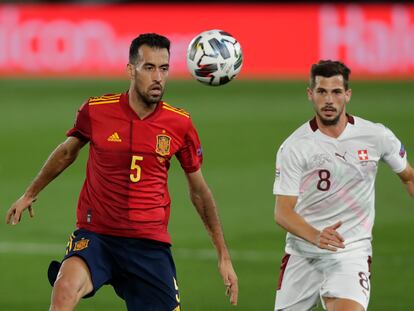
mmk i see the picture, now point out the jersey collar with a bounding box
[120,91,163,121]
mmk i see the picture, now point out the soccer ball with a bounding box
[186,29,243,86]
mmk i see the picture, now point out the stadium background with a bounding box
[1,2,413,310]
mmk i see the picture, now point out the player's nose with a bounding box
[152,69,162,82]
[323,99,335,107]
[325,93,334,103]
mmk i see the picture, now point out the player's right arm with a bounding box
[273,140,344,252]
[274,195,345,252]
[397,162,414,198]
[5,136,86,225]
[380,126,413,197]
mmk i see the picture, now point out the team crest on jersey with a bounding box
[73,238,89,251]
[309,153,332,169]
[358,150,369,161]
[156,134,171,156]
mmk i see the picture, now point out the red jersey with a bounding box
[67,92,203,244]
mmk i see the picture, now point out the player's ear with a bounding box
[126,63,135,79]
[306,87,313,101]
[345,88,352,103]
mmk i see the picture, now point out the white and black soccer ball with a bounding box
[186,29,243,86]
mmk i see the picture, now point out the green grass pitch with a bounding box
[0,79,413,310]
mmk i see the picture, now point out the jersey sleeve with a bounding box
[66,100,91,142]
[176,119,203,173]
[273,143,303,196]
[380,126,407,173]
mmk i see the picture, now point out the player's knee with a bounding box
[51,277,82,310]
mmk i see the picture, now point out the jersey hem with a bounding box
[273,191,300,196]
[77,226,172,245]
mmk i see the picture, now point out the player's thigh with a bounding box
[321,256,371,311]
[57,229,115,298]
[278,297,320,311]
[275,254,323,311]
[53,256,93,299]
[324,297,365,311]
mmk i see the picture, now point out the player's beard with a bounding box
[318,112,340,126]
[317,105,344,126]
[137,84,165,107]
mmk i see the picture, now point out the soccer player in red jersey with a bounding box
[5,33,238,311]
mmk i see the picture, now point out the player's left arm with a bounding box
[185,168,238,306]
[397,162,414,198]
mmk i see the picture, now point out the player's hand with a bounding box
[5,195,36,225]
[315,221,345,252]
[218,257,238,306]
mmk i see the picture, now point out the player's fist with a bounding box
[315,221,345,252]
[5,195,36,225]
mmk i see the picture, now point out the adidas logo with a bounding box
[107,132,122,142]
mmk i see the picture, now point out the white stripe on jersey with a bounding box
[273,115,407,258]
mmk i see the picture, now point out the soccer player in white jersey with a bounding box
[273,60,414,311]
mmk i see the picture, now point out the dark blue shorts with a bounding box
[51,229,181,311]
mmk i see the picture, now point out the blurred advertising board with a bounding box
[0,4,413,78]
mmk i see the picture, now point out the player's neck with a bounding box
[316,114,348,138]
[128,89,158,120]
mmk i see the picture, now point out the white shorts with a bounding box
[274,254,372,311]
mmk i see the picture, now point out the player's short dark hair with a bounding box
[129,33,170,64]
[309,60,351,90]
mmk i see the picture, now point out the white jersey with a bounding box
[273,115,407,258]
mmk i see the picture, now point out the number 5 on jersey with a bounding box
[130,155,143,182]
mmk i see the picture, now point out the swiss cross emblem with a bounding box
[358,150,369,161]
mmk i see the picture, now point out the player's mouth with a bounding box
[321,107,337,116]
[149,84,163,96]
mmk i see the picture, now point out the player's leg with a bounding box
[321,256,371,311]
[50,256,93,311]
[48,229,115,311]
[324,297,364,311]
[274,254,323,311]
[277,298,320,311]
